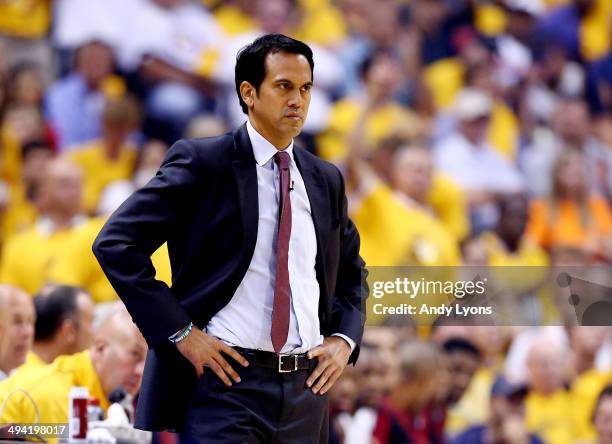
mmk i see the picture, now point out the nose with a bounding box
[287,89,302,108]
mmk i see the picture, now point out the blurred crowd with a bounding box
[0,0,612,443]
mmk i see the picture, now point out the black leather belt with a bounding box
[232,347,316,373]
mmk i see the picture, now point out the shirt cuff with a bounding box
[332,333,356,352]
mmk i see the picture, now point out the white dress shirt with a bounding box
[206,121,354,354]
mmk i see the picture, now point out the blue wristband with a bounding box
[169,322,193,344]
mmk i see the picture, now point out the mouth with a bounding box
[284,113,302,120]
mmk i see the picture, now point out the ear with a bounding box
[59,319,77,346]
[240,81,256,110]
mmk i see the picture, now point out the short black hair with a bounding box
[442,337,482,360]
[21,140,53,161]
[235,34,314,114]
[34,285,84,342]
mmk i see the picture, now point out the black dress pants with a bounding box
[180,362,329,443]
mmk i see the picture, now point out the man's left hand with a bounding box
[306,336,352,395]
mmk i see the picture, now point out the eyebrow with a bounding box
[273,79,313,88]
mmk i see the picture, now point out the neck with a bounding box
[103,136,123,160]
[249,118,291,150]
[44,211,75,230]
[32,343,62,364]
[574,351,595,375]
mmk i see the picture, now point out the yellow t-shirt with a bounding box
[0,222,83,295]
[292,0,347,46]
[68,141,137,215]
[526,389,576,444]
[48,217,172,303]
[0,351,109,427]
[580,0,611,62]
[1,183,38,243]
[0,0,51,39]
[427,174,470,241]
[351,182,461,267]
[13,352,45,375]
[570,370,612,443]
[213,4,257,36]
[316,99,425,163]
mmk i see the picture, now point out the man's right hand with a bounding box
[175,328,249,386]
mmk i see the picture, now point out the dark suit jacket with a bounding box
[92,124,368,431]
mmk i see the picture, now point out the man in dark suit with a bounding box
[93,34,368,443]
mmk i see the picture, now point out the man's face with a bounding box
[445,351,480,404]
[244,51,312,148]
[391,147,433,203]
[97,331,147,397]
[0,294,35,373]
[76,43,114,88]
[42,162,83,216]
[594,396,612,444]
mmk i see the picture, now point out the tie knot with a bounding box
[274,151,291,169]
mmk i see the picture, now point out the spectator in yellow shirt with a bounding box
[1,140,53,243]
[0,286,34,381]
[50,140,172,303]
[525,334,576,444]
[0,309,147,425]
[0,159,86,295]
[67,95,140,215]
[28,286,95,366]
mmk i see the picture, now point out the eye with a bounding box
[301,84,312,92]
[279,82,290,89]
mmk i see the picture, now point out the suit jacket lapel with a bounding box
[232,124,259,263]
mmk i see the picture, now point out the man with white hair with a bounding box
[0,286,35,381]
[0,309,146,424]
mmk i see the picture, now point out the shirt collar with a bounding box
[246,119,294,167]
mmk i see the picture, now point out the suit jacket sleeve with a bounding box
[331,167,368,364]
[92,140,199,348]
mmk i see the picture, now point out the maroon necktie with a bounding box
[271,151,292,354]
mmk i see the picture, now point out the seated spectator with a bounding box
[593,384,612,444]
[374,341,445,444]
[452,375,544,444]
[526,149,612,260]
[330,346,382,444]
[348,143,461,267]
[46,40,119,150]
[27,285,95,367]
[49,140,172,303]
[522,97,612,198]
[317,49,426,163]
[434,88,524,233]
[443,338,483,437]
[0,286,34,381]
[0,140,53,242]
[384,141,469,241]
[0,309,146,424]
[0,159,86,295]
[525,333,575,444]
[67,95,140,214]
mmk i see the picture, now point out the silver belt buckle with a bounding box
[278,354,298,373]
